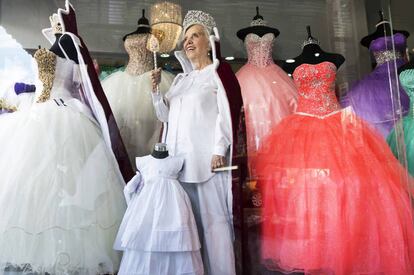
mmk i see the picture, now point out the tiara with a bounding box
[302,36,319,48]
[250,18,267,27]
[183,10,216,34]
[49,13,63,34]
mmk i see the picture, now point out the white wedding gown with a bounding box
[102,70,174,164]
[0,49,126,275]
[102,33,174,164]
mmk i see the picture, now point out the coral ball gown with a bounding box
[257,61,414,274]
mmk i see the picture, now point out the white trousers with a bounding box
[180,173,236,275]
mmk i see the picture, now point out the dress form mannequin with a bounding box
[124,33,154,76]
[102,9,174,164]
[360,11,410,48]
[283,26,345,74]
[235,7,297,176]
[123,10,153,76]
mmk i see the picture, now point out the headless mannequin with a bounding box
[49,33,79,64]
[236,6,280,41]
[123,9,153,76]
[283,26,345,74]
[124,34,154,76]
[360,11,410,48]
[151,143,169,159]
[236,7,280,68]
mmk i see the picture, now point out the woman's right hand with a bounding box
[151,68,162,93]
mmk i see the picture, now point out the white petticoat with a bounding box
[0,99,126,274]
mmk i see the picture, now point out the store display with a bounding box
[236,7,297,177]
[256,36,414,274]
[0,1,413,274]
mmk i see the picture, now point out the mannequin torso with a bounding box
[283,43,345,74]
[124,34,153,76]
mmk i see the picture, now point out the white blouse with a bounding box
[152,64,231,183]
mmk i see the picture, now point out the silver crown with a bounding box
[302,36,320,49]
[182,10,216,34]
[49,13,63,34]
[250,18,267,27]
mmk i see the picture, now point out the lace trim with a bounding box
[34,48,57,103]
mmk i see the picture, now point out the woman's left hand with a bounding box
[211,155,226,171]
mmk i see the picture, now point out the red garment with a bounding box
[59,2,133,181]
[257,61,414,274]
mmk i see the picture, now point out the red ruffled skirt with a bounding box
[256,108,414,275]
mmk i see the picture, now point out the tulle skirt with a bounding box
[0,100,126,274]
[388,113,414,176]
[102,70,174,164]
[256,108,414,275]
[236,63,297,176]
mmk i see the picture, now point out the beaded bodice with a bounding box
[245,33,275,68]
[400,69,414,111]
[34,48,76,103]
[124,34,154,76]
[293,61,341,116]
[370,33,406,66]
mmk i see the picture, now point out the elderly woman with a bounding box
[151,10,243,275]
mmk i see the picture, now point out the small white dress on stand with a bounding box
[114,155,204,275]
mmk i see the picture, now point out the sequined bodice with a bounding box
[400,69,414,106]
[34,49,76,102]
[124,34,154,76]
[370,33,407,66]
[293,61,341,116]
[245,33,275,68]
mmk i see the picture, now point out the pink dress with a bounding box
[236,33,297,176]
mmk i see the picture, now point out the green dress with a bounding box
[387,69,414,175]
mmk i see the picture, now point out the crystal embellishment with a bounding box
[182,10,216,34]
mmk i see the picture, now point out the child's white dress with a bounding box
[114,155,204,275]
